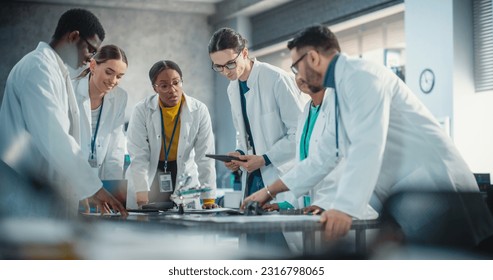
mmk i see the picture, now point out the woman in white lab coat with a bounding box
[208,27,307,210]
[125,60,217,209]
[73,44,128,180]
[73,45,128,213]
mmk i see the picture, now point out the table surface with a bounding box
[81,209,380,234]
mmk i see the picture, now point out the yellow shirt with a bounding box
[159,96,184,162]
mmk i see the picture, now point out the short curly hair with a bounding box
[52,8,105,41]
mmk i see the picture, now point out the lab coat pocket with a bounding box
[310,112,338,159]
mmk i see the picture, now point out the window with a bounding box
[473,0,493,92]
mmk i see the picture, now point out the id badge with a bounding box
[88,154,98,168]
[159,172,173,192]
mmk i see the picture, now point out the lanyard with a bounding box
[302,102,322,158]
[160,103,181,172]
[90,97,104,159]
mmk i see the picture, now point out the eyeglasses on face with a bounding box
[290,51,310,75]
[154,79,183,92]
[211,51,242,72]
[84,38,98,56]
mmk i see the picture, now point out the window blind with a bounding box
[473,0,493,92]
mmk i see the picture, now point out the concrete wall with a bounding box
[0,2,216,125]
[250,0,403,49]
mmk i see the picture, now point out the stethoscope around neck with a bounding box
[334,89,340,159]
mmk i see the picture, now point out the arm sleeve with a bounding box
[101,90,127,179]
[19,63,101,199]
[263,74,306,167]
[193,104,217,199]
[125,103,152,193]
[330,72,389,218]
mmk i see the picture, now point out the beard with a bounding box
[305,65,324,93]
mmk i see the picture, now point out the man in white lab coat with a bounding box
[292,85,378,219]
[0,9,127,217]
[243,25,482,241]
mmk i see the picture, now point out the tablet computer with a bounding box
[205,154,246,162]
[142,201,175,211]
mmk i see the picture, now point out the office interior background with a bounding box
[1,0,492,188]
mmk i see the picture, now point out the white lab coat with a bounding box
[125,93,216,208]
[227,60,308,205]
[0,42,102,211]
[282,53,479,219]
[73,75,127,179]
[294,90,377,219]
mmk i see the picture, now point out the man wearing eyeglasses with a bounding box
[243,24,482,242]
[208,28,308,213]
[0,9,127,217]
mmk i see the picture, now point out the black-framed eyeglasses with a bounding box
[290,51,310,75]
[154,79,183,93]
[212,51,242,72]
[84,38,98,56]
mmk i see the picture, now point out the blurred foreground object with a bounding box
[373,191,493,258]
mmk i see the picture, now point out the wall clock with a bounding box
[419,68,435,94]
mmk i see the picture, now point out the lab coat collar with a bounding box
[36,42,59,67]
[226,58,261,97]
[323,53,340,89]
[74,75,90,101]
[74,75,116,102]
[36,42,74,82]
[146,92,196,113]
[304,88,332,116]
[243,58,259,89]
[320,87,332,111]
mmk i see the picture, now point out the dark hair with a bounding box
[78,45,128,78]
[208,27,247,54]
[52,8,105,42]
[148,60,183,85]
[287,24,340,53]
